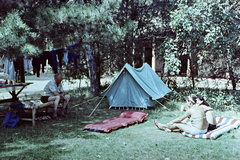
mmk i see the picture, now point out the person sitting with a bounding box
[40,73,70,120]
[196,95,216,131]
[181,95,217,131]
[155,94,208,135]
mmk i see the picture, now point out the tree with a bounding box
[0,0,179,96]
[157,0,240,89]
[0,10,39,58]
[0,0,131,96]
[32,0,129,96]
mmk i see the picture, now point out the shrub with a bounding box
[165,87,240,112]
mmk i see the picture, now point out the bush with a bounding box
[165,87,240,112]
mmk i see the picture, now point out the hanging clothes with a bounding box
[2,56,15,80]
[40,52,47,73]
[68,43,81,49]
[31,42,81,76]
[14,56,25,83]
[32,56,41,77]
[41,51,52,73]
[67,43,81,68]
[56,48,64,69]
[23,55,32,73]
[51,50,58,74]
[68,52,80,68]
[63,47,68,65]
[32,51,54,77]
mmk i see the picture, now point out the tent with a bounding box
[101,63,171,109]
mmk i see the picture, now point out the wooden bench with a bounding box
[21,100,67,126]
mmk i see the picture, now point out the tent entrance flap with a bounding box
[101,63,171,109]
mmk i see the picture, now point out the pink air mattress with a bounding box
[83,111,148,132]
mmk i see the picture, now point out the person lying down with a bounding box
[155,94,208,135]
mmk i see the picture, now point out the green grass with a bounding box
[1,92,240,160]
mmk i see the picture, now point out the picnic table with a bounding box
[0,82,33,103]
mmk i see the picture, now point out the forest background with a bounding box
[1,0,240,109]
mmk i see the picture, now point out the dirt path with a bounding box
[0,72,112,100]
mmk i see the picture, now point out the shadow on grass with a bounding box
[0,94,109,159]
[0,111,100,159]
[1,143,71,159]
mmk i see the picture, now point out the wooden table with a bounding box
[0,82,33,103]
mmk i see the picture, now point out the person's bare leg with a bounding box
[48,96,60,118]
[170,123,192,133]
[60,94,70,116]
[154,120,172,132]
[155,120,191,133]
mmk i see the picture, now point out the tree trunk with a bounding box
[96,42,101,90]
[226,55,236,90]
[229,68,236,90]
[228,61,236,90]
[189,53,195,88]
[14,56,25,83]
[85,42,99,96]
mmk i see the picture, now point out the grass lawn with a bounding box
[0,93,240,160]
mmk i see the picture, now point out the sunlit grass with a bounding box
[1,90,240,160]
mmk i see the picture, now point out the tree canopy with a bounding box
[157,0,240,89]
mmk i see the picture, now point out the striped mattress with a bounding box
[182,117,240,139]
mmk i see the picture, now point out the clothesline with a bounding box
[32,42,81,77]
[1,43,82,79]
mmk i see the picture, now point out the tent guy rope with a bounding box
[88,95,106,118]
[155,99,170,111]
[70,96,99,109]
[88,79,115,118]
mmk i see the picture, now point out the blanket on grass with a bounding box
[182,117,240,139]
[83,111,148,132]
